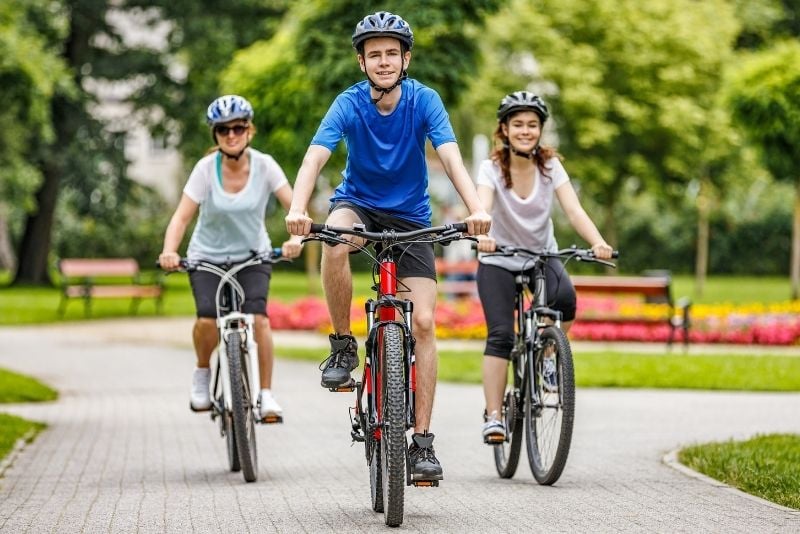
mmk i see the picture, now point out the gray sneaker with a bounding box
[320,334,359,388]
[409,432,443,481]
[542,345,558,393]
[482,411,506,443]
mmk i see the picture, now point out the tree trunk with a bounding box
[694,181,710,298]
[791,178,800,300]
[0,205,15,272]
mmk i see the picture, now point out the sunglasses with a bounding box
[214,124,248,136]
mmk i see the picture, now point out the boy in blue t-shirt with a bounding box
[285,11,491,482]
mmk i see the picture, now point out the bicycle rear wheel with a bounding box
[228,331,258,482]
[524,326,575,485]
[379,323,406,527]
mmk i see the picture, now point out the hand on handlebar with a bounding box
[590,241,614,260]
[285,209,312,236]
[158,251,181,271]
[464,210,491,236]
[281,237,304,259]
[476,235,496,253]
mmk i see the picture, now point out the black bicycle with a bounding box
[304,222,471,527]
[483,246,617,484]
[160,249,286,482]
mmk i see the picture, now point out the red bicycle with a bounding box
[305,222,470,527]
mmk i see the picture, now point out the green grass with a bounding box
[679,434,800,510]
[274,346,800,391]
[671,274,793,304]
[0,368,54,464]
[0,413,45,463]
[0,368,58,403]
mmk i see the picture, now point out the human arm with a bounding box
[159,194,199,269]
[475,184,497,253]
[285,145,332,236]
[273,182,304,259]
[554,182,613,259]
[435,142,491,236]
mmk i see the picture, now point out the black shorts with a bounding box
[329,201,436,280]
[189,263,272,318]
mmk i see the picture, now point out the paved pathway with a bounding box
[0,320,798,533]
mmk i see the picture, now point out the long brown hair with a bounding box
[490,118,561,189]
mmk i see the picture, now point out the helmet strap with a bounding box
[367,71,407,104]
[219,143,250,161]
[504,142,538,160]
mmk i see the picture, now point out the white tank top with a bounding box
[183,148,288,263]
[476,157,569,271]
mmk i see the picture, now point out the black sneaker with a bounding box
[408,432,443,481]
[320,333,359,388]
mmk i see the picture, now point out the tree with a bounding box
[728,40,800,298]
[465,0,739,251]
[0,0,71,272]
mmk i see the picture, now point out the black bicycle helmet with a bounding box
[496,91,549,123]
[352,11,414,51]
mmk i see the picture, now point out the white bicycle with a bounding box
[164,250,284,482]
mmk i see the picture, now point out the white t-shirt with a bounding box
[476,157,569,271]
[184,148,288,263]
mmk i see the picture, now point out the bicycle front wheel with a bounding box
[379,323,406,527]
[525,326,575,485]
[228,331,258,482]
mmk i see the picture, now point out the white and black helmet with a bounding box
[206,95,254,126]
[496,91,549,123]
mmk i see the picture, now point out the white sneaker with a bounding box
[258,389,283,422]
[482,410,506,443]
[190,368,211,411]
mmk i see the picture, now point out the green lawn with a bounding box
[0,413,45,464]
[275,346,800,391]
[0,368,54,464]
[679,434,800,510]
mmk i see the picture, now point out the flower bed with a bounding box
[266,295,800,346]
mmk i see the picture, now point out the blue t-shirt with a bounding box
[310,78,456,226]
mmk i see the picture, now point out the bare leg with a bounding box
[254,314,273,388]
[401,277,438,433]
[321,208,363,334]
[483,355,508,417]
[193,317,217,368]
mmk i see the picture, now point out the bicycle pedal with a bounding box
[350,430,365,443]
[484,435,505,444]
[260,415,284,424]
[328,380,357,392]
[412,480,439,488]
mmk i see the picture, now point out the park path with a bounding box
[0,319,798,533]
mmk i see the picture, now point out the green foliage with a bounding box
[679,434,800,510]
[728,40,800,182]
[223,0,504,179]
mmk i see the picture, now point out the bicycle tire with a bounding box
[493,367,523,478]
[369,437,384,513]
[524,325,575,485]
[228,331,258,482]
[216,362,241,473]
[379,323,406,527]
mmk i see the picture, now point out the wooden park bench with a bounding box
[570,273,691,347]
[57,258,164,317]
[435,258,691,346]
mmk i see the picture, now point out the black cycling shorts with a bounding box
[189,262,272,318]
[329,201,436,280]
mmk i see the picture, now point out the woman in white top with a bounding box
[476,91,613,441]
[158,95,303,420]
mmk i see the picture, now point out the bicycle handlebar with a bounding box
[305,222,470,247]
[156,248,285,272]
[482,244,619,268]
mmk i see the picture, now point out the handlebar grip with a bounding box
[309,223,326,233]
[612,251,620,259]
[271,247,283,259]
[451,222,468,233]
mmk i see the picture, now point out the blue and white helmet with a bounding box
[206,95,254,126]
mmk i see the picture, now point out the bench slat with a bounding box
[59,258,140,278]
